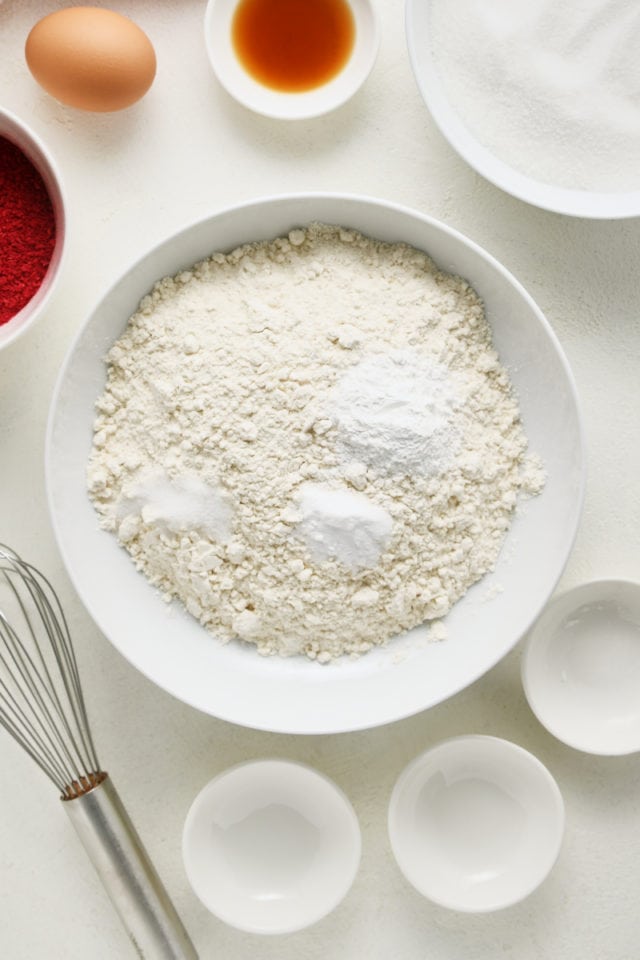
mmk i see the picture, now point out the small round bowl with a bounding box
[522,580,640,756]
[388,736,564,912]
[204,0,379,120]
[0,107,66,351]
[405,0,640,218]
[182,759,361,934]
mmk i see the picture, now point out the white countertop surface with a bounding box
[1,2,640,958]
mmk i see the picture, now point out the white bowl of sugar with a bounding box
[406,0,640,218]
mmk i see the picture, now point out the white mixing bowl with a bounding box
[46,193,585,733]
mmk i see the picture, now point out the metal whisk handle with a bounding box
[63,774,198,960]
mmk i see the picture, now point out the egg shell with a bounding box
[25,6,156,112]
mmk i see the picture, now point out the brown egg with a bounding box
[25,6,156,112]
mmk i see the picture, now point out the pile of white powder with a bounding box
[430,0,640,192]
[87,224,543,661]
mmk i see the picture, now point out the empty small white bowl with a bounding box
[182,759,361,934]
[0,107,66,351]
[388,736,564,912]
[204,0,379,120]
[522,580,640,755]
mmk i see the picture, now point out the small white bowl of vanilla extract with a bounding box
[204,0,379,119]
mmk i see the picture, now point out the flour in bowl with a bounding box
[87,224,543,661]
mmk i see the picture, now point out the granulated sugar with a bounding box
[430,0,640,192]
[87,224,543,661]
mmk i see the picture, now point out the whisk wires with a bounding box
[0,546,104,799]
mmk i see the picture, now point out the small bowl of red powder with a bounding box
[0,107,65,350]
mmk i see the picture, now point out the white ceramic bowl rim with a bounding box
[204,0,380,119]
[522,578,640,755]
[182,757,361,933]
[388,735,565,912]
[0,106,66,350]
[405,0,640,219]
[46,191,585,734]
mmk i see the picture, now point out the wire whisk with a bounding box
[0,545,197,960]
[0,547,103,798]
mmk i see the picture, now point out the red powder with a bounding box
[0,135,57,326]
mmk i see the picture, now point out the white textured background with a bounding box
[1,1,640,958]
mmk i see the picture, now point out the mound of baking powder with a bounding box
[331,350,461,476]
[87,224,543,661]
